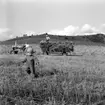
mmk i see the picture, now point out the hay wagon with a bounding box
[40,41,74,55]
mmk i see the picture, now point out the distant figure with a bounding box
[25,43,30,48]
[70,41,74,52]
[46,35,50,43]
[21,46,38,78]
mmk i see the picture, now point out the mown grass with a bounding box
[0,45,105,105]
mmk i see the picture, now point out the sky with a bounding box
[0,0,105,40]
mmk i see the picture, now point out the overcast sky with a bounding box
[0,0,105,40]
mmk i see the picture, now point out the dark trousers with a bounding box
[26,59,36,77]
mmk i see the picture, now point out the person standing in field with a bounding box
[22,45,38,78]
[70,41,74,51]
[45,34,51,54]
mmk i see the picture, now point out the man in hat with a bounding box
[45,35,51,54]
[46,35,50,43]
[22,46,38,78]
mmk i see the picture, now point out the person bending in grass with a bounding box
[22,46,38,78]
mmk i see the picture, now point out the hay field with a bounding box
[0,44,105,105]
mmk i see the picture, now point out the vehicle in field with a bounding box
[10,41,26,54]
[40,40,74,55]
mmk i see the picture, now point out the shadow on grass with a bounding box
[36,68,60,78]
[48,53,83,57]
[66,54,83,56]
[26,65,60,79]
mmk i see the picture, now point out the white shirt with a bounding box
[25,44,29,48]
[46,36,50,40]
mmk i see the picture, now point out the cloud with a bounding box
[48,25,79,36]
[64,26,79,35]
[24,31,36,36]
[1,0,7,4]
[8,0,38,2]
[80,24,99,35]
[48,30,66,35]
[0,28,9,34]
[100,24,105,34]
[1,24,105,41]
[48,24,101,36]
[8,0,105,3]
[0,28,13,41]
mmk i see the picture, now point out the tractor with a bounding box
[10,41,26,54]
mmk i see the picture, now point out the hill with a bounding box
[1,33,105,45]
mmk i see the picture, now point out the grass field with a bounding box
[0,44,105,105]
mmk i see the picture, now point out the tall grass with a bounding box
[0,44,105,105]
[0,56,105,105]
[0,45,11,54]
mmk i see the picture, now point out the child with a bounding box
[22,46,38,78]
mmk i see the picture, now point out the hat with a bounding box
[26,47,34,55]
